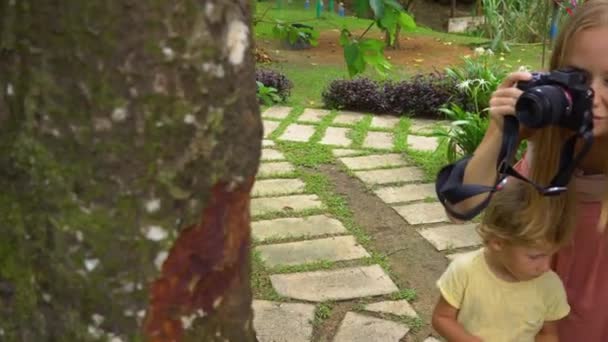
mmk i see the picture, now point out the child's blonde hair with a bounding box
[528,0,608,232]
[478,179,575,247]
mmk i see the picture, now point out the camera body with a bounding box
[515,67,594,130]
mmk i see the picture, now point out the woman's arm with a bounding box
[432,296,483,342]
[443,72,535,220]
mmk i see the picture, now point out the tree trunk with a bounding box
[0,1,261,341]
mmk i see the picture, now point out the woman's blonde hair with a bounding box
[528,0,608,231]
[478,179,575,247]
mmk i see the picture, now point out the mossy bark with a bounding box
[0,0,261,340]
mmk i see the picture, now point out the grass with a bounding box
[268,106,303,139]
[309,110,338,143]
[278,141,334,167]
[392,117,410,152]
[390,288,417,302]
[347,116,371,149]
[251,250,284,300]
[402,316,424,333]
[403,145,449,183]
[270,260,335,274]
[313,302,334,326]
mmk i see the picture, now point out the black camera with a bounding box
[515,67,594,130]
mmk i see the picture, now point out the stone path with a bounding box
[252,106,479,342]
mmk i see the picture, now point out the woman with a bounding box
[439,1,608,340]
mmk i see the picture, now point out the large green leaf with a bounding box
[378,8,399,44]
[358,38,385,51]
[339,29,351,46]
[383,0,403,11]
[358,39,391,77]
[344,43,366,77]
[370,0,385,19]
[398,11,416,31]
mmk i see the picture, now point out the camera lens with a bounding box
[515,85,571,128]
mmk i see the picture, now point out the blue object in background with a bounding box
[305,0,310,9]
[338,2,345,16]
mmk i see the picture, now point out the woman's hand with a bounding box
[488,71,532,128]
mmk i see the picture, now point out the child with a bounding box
[432,179,572,342]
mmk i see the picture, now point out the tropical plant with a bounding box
[256,82,282,105]
[444,48,508,114]
[341,0,416,77]
[434,104,489,162]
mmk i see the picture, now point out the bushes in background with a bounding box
[322,78,386,113]
[321,72,465,118]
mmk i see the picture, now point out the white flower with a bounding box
[183,114,196,124]
[457,80,472,90]
[474,47,485,56]
[88,325,103,339]
[155,251,169,270]
[485,49,494,56]
[145,225,168,241]
[162,47,175,61]
[111,107,128,122]
[84,258,99,271]
[145,199,161,213]
[92,313,105,326]
[475,78,488,86]
[518,65,531,72]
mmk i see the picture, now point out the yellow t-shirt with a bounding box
[437,248,570,342]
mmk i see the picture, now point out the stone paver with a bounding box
[263,106,291,119]
[298,108,331,123]
[333,312,410,342]
[253,300,315,342]
[279,123,316,142]
[332,148,363,157]
[320,127,351,146]
[270,265,398,302]
[333,111,365,125]
[340,154,406,171]
[365,300,418,317]
[393,202,449,225]
[252,179,306,198]
[419,224,481,251]
[409,119,447,134]
[262,139,275,147]
[363,131,394,149]
[261,148,285,161]
[374,183,436,204]
[354,167,425,185]
[371,115,400,129]
[251,194,323,217]
[256,235,370,267]
[252,215,348,242]
[257,162,295,178]
[263,120,280,138]
[408,135,439,152]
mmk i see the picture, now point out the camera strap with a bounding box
[436,114,594,221]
